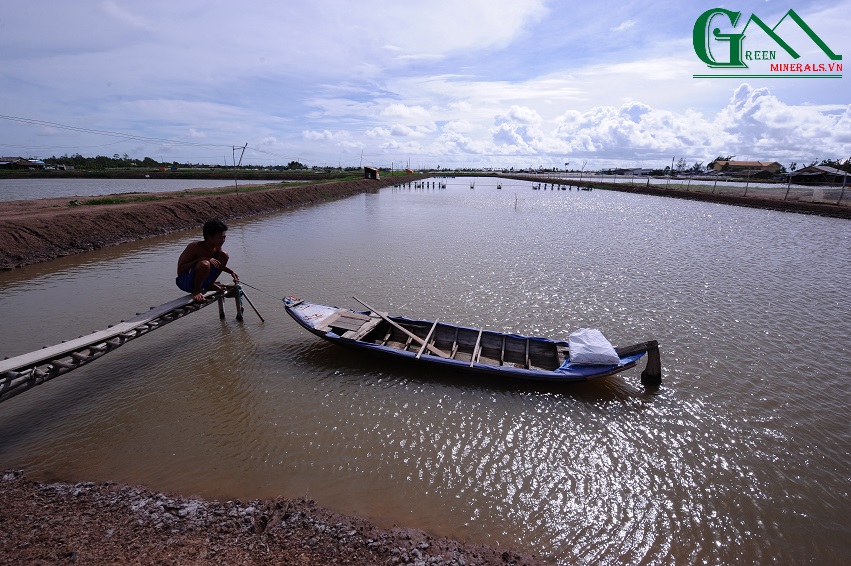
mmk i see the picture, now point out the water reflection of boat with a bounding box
[284,297,661,385]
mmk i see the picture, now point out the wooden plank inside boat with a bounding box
[416,321,440,359]
[326,310,371,332]
[470,329,484,367]
[346,316,383,340]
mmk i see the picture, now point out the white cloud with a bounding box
[499,106,543,125]
[380,104,433,122]
[611,20,636,33]
[100,1,156,32]
[443,120,474,133]
[303,130,340,141]
[715,84,851,160]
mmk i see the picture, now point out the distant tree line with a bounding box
[41,154,312,170]
[44,153,165,169]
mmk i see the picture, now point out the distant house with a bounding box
[363,166,380,180]
[738,168,777,180]
[712,161,782,174]
[608,168,652,176]
[790,165,848,184]
[0,156,41,170]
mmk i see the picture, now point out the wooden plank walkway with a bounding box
[0,289,245,403]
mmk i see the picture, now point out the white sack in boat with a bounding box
[568,328,621,365]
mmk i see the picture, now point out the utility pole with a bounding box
[667,156,675,188]
[233,143,247,193]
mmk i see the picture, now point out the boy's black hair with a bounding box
[203,219,228,240]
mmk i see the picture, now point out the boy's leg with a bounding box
[202,267,225,291]
[205,251,231,291]
[192,260,212,294]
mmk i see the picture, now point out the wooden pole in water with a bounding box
[640,340,662,387]
[234,287,244,321]
[784,172,793,201]
[239,287,265,322]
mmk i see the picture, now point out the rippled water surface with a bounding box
[0,178,275,201]
[1,177,849,564]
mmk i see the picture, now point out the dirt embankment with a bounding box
[0,470,544,565]
[0,177,422,270]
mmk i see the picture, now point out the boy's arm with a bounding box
[210,257,239,281]
[176,242,203,275]
[221,263,239,280]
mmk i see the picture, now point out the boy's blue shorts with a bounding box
[176,266,221,293]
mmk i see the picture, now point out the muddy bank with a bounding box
[0,470,544,565]
[0,176,423,270]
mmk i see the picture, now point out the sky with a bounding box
[1,0,849,170]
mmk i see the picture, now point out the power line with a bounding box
[0,114,333,166]
[0,114,234,150]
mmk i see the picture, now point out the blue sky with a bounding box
[1,0,849,170]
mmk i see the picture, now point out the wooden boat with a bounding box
[284,296,661,385]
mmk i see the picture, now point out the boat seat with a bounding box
[316,310,371,333]
[343,316,383,340]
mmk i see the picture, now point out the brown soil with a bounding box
[0,470,545,565]
[0,177,419,270]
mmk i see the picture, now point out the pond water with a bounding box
[0,177,848,564]
[0,178,275,201]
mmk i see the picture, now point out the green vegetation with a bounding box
[40,154,318,171]
[79,195,166,206]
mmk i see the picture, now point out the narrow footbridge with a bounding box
[0,289,251,403]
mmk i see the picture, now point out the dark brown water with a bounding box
[1,177,849,563]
